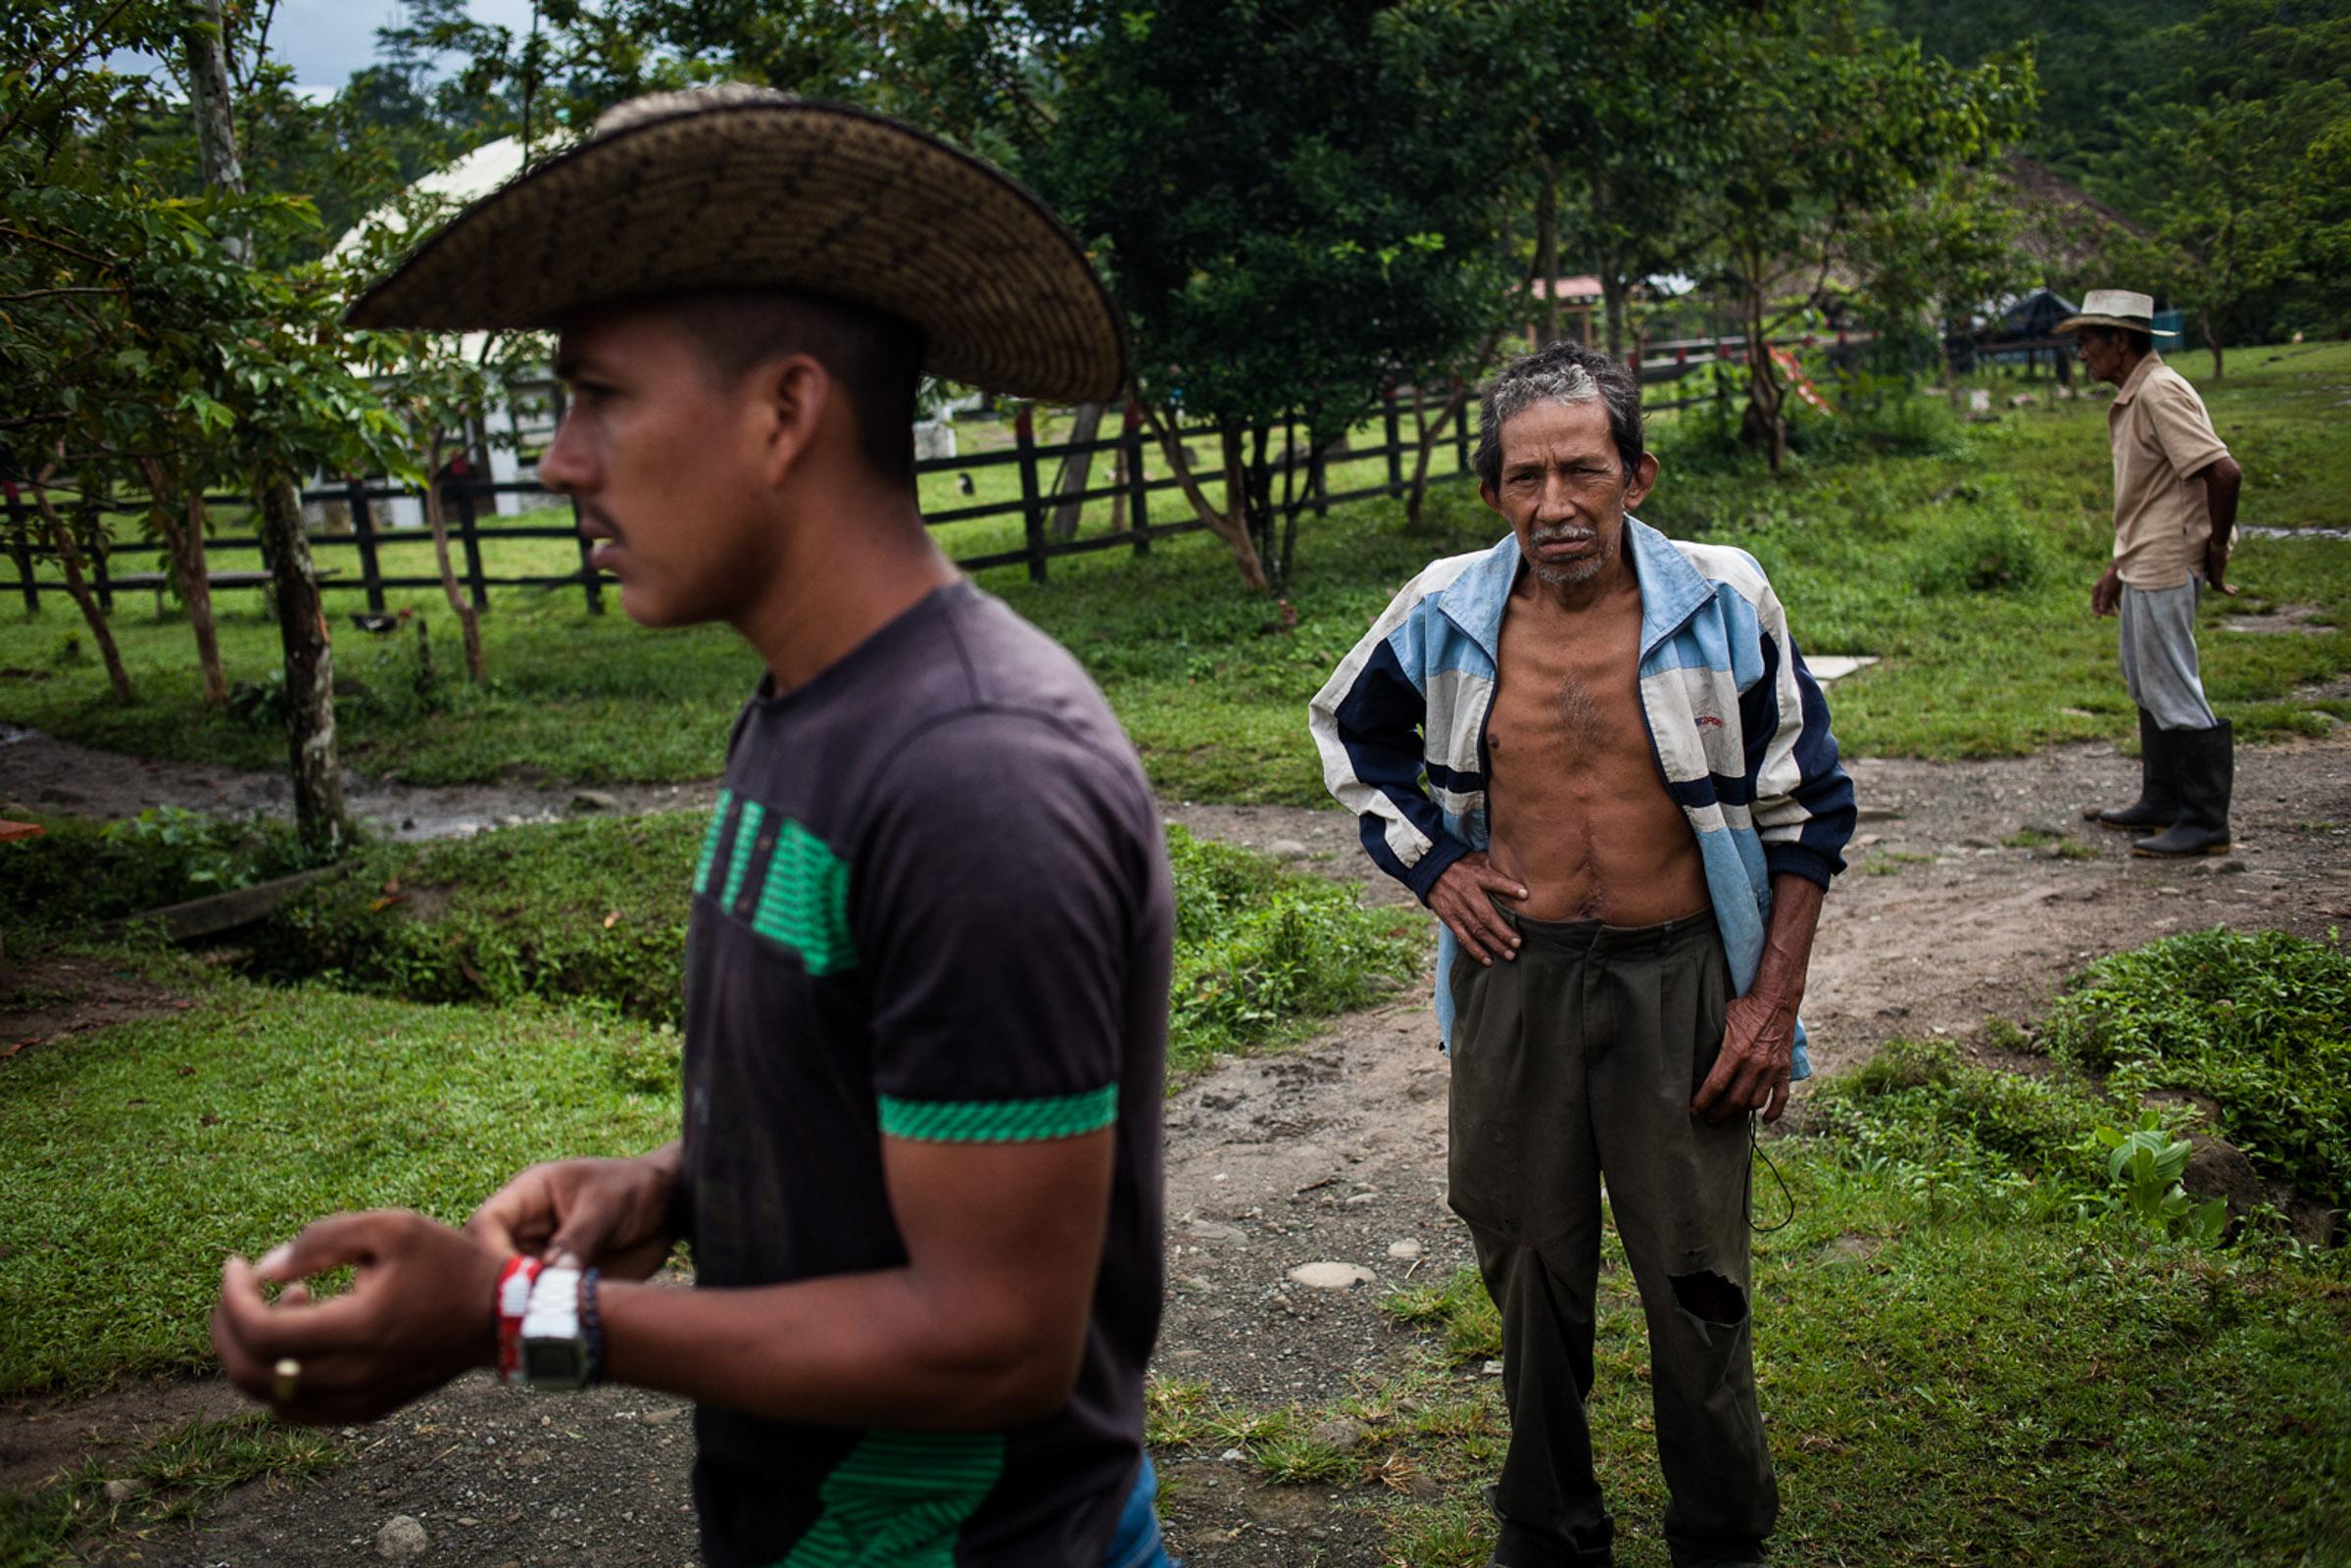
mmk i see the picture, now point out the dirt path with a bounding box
[6,736,2348,1566]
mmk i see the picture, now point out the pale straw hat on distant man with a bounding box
[2055,288,2179,338]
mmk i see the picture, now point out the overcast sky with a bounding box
[268,0,545,92]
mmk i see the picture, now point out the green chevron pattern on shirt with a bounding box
[692,788,735,896]
[720,800,766,910]
[778,1429,1005,1568]
[750,817,857,974]
[878,1084,1119,1144]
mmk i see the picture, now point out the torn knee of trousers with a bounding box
[1670,1271,1748,1342]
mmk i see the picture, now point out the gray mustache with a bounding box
[1530,524,1596,546]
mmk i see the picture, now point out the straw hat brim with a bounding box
[2055,314,2180,338]
[345,99,1128,405]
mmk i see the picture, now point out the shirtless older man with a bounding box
[1310,340,1853,1568]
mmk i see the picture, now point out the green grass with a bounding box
[0,967,679,1393]
[0,1412,352,1568]
[6,345,2348,802]
[220,812,1417,1077]
[2042,926,2351,1207]
[1166,1023,2351,1565]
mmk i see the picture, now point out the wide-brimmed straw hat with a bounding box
[346,86,1127,404]
[2055,288,2179,338]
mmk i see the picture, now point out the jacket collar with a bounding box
[1432,515,1710,661]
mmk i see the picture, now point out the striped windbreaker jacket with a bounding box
[1307,517,1855,1070]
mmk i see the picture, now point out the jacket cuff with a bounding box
[1764,842,1842,889]
[1402,835,1471,903]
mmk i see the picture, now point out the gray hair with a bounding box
[1474,340,1645,491]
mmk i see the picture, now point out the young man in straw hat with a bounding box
[211,87,1177,1568]
[2061,287,2243,857]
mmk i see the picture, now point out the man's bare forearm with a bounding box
[2200,457,2241,586]
[1752,871,1826,1010]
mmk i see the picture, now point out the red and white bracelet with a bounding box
[495,1254,543,1385]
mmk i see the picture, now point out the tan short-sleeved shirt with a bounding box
[2108,352,2232,588]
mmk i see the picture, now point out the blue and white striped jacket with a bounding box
[1307,517,1855,1072]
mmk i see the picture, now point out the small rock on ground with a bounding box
[376,1514,428,1560]
[1288,1261,1375,1290]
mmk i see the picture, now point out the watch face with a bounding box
[522,1339,586,1385]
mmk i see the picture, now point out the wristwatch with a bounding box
[518,1266,595,1391]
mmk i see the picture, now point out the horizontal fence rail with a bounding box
[3,389,1523,613]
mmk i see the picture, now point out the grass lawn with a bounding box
[5,346,2346,803]
[1156,1020,2351,1565]
[0,969,679,1393]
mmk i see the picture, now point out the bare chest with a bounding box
[1483,604,1650,779]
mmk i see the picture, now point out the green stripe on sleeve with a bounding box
[780,1429,1004,1568]
[719,800,765,910]
[691,788,734,896]
[878,1085,1119,1144]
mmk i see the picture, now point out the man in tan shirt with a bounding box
[2062,288,2243,856]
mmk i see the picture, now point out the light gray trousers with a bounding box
[2119,579,2219,730]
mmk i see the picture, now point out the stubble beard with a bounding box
[1527,521,1613,586]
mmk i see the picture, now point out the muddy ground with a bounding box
[3,731,2348,1567]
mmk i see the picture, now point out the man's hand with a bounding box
[1427,852,1528,964]
[468,1145,682,1278]
[212,1210,502,1425]
[2090,564,2124,617]
[1692,990,1797,1124]
[2197,455,2241,596]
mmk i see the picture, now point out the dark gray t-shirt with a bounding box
[680,580,1171,1568]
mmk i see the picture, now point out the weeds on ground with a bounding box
[0,808,327,939]
[239,814,1417,1076]
[0,1413,351,1568]
[2042,925,2351,1207]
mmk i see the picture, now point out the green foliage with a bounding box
[2044,926,2351,1206]
[1914,510,2050,594]
[0,810,320,940]
[1381,1265,1504,1364]
[1806,1038,2107,1217]
[0,973,679,1392]
[233,813,1414,1077]
[0,1413,351,1568]
[1162,828,1422,1073]
[2093,1110,2229,1245]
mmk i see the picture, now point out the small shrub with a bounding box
[2043,927,2351,1207]
[1916,514,2049,595]
[2093,1111,2228,1245]
[1809,1038,2106,1205]
[0,808,319,938]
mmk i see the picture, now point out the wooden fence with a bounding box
[3,390,1491,615]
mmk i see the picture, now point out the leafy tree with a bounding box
[1687,13,2033,467]
[2107,0,2351,372]
[1027,0,1509,589]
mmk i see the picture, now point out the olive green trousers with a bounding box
[1448,905,1777,1568]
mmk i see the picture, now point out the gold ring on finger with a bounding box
[272,1357,301,1404]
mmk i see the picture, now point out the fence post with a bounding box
[347,478,385,613]
[1384,388,1404,493]
[5,490,34,612]
[1454,379,1473,474]
[455,475,489,612]
[1015,406,1048,584]
[572,497,604,613]
[1122,402,1151,557]
[79,501,112,613]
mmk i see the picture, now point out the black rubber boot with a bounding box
[2090,709,2180,830]
[2132,720,2232,857]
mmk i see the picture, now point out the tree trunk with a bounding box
[258,477,347,854]
[1048,402,1105,539]
[1138,398,1268,590]
[1534,161,1559,348]
[27,471,132,704]
[1740,285,1786,472]
[136,459,228,706]
[2200,306,2224,379]
[1406,383,1473,525]
[182,0,251,263]
[1601,265,1626,359]
[1629,318,1646,391]
[421,456,487,681]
